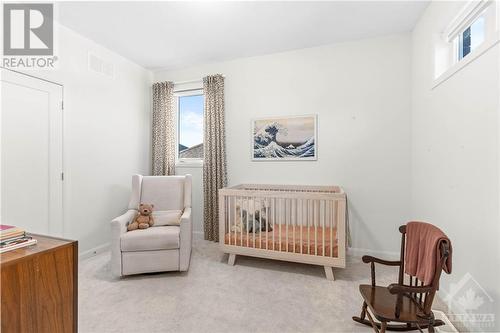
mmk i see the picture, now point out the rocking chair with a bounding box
[352,223,452,333]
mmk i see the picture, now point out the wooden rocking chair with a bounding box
[352,224,452,333]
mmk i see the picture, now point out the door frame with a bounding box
[1,67,65,236]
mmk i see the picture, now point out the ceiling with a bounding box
[57,1,429,71]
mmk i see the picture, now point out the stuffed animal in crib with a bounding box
[127,203,155,231]
[244,209,272,233]
[232,204,273,233]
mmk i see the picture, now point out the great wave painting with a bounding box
[252,115,317,161]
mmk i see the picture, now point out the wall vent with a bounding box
[88,52,115,79]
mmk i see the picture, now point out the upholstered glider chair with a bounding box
[110,174,192,277]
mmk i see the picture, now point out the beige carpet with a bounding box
[79,237,454,333]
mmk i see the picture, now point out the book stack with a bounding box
[0,225,37,253]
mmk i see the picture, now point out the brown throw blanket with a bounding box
[404,221,452,286]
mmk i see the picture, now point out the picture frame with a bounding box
[251,114,318,161]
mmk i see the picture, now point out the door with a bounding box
[1,69,64,236]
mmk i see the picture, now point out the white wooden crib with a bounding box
[219,184,347,280]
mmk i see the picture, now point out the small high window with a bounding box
[434,1,498,84]
[456,15,485,60]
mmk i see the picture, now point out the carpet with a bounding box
[79,236,455,333]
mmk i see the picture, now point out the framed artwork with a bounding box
[252,114,317,161]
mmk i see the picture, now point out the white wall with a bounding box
[412,2,500,330]
[19,23,152,254]
[176,166,204,234]
[155,34,412,253]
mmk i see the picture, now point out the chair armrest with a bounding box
[362,255,401,266]
[362,255,401,287]
[388,283,434,295]
[179,207,192,271]
[181,208,192,224]
[111,210,137,236]
[110,209,137,277]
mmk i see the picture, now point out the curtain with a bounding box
[203,74,227,241]
[152,81,175,176]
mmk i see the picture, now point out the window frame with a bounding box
[453,12,487,62]
[433,0,499,89]
[174,88,204,167]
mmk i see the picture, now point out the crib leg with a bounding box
[324,266,335,281]
[228,254,236,266]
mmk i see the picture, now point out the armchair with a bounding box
[110,174,192,277]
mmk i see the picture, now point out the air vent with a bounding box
[88,52,115,79]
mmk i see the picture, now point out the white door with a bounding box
[1,69,64,236]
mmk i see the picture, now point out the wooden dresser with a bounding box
[0,234,78,333]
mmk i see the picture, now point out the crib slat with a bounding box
[293,199,296,253]
[279,199,282,252]
[233,197,237,245]
[266,197,269,250]
[229,197,232,245]
[259,199,262,249]
[299,199,304,254]
[334,200,342,256]
[273,198,276,251]
[226,197,230,245]
[330,200,333,257]
[322,200,325,257]
[223,195,228,244]
[308,199,311,255]
[240,196,243,246]
[286,198,289,253]
[305,199,308,254]
[314,200,318,256]
[228,197,231,245]
[340,197,347,260]
[246,197,249,248]
[252,197,256,248]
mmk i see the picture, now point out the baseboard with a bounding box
[79,242,110,260]
[347,247,399,260]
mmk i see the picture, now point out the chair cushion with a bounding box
[152,210,182,226]
[121,226,180,252]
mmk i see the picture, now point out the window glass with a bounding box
[459,16,485,60]
[470,16,485,50]
[178,94,204,159]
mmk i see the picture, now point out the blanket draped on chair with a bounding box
[404,221,452,285]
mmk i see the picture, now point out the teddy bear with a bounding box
[127,203,155,231]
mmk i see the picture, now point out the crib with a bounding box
[218,184,347,280]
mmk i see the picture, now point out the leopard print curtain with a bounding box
[203,74,227,241]
[152,81,175,176]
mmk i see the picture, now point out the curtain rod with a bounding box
[173,74,226,86]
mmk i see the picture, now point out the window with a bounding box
[176,90,204,162]
[433,0,498,86]
[456,15,485,60]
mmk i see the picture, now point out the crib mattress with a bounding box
[224,225,338,257]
